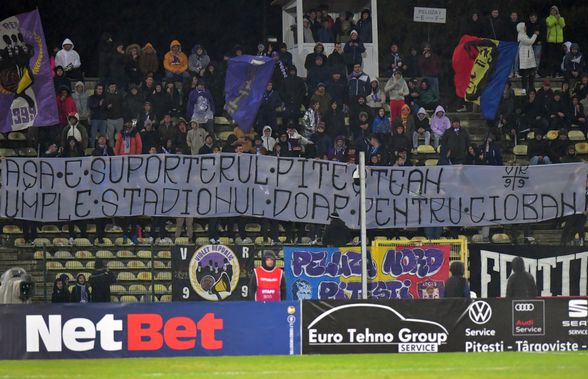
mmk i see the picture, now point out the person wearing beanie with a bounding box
[343,29,365,73]
[322,211,352,246]
[89,259,115,303]
[444,261,470,298]
[506,257,538,298]
[249,251,286,301]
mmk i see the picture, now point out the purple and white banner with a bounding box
[0,9,58,132]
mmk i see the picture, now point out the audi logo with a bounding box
[514,303,535,311]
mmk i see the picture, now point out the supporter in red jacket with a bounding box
[115,120,142,155]
[56,86,77,126]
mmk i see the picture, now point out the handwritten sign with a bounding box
[413,7,447,24]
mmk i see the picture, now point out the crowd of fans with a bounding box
[10,5,587,246]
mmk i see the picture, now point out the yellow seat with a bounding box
[65,261,84,270]
[127,260,146,269]
[129,284,147,293]
[40,225,60,233]
[526,131,535,140]
[416,144,436,154]
[110,296,119,302]
[160,295,172,302]
[471,234,485,244]
[424,159,438,166]
[7,132,26,141]
[95,237,113,246]
[158,250,171,259]
[110,284,126,293]
[245,223,261,232]
[137,250,152,258]
[0,148,17,157]
[115,237,134,246]
[411,236,428,242]
[117,272,136,281]
[2,225,22,234]
[84,147,94,156]
[575,142,588,154]
[54,250,73,259]
[106,225,123,233]
[18,147,38,157]
[86,224,97,233]
[513,145,528,156]
[33,250,47,260]
[137,272,152,281]
[219,237,232,245]
[174,237,190,245]
[546,130,559,141]
[74,238,92,247]
[164,224,177,233]
[33,238,51,246]
[120,295,139,303]
[96,250,114,258]
[568,130,585,141]
[217,131,233,141]
[214,116,231,125]
[52,238,69,247]
[255,236,267,245]
[46,262,64,270]
[491,233,511,244]
[156,272,171,281]
[150,284,167,293]
[148,260,166,269]
[195,237,210,245]
[85,261,95,269]
[116,250,135,258]
[75,250,93,259]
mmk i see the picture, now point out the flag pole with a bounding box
[359,151,368,300]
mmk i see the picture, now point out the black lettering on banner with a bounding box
[199,156,216,184]
[237,155,252,183]
[273,189,291,217]
[145,156,162,184]
[448,197,463,224]
[163,155,180,184]
[489,195,501,221]
[234,187,251,214]
[430,197,445,223]
[56,193,69,221]
[375,198,391,226]
[393,198,408,226]
[311,193,330,220]
[469,197,485,223]
[294,192,309,219]
[126,156,144,182]
[411,197,427,224]
[40,192,57,219]
[561,192,577,218]
[181,189,191,215]
[4,159,20,188]
[276,157,293,187]
[541,194,559,219]
[123,188,141,214]
[161,188,180,214]
[90,158,106,185]
[101,189,119,217]
[142,188,159,215]
[109,157,124,184]
[389,169,405,196]
[504,194,520,221]
[312,160,329,189]
[214,186,232,213]
[370,168,387,196]
[74,190,91,218]
[425,167,443,194]
[253,155,269,185]
[331,163,348,191]
[407,169,424,195]
[182,156,200,184]
[39,160,55,190]
[522,194,539,220]
[21,192,39,219]
[219,155,235,182]
[64,159,82,188]
[251,189,265,216]
[298,159,308,188]
[22,160,37,189]
[333,194,350,216]
[196,188,212,215]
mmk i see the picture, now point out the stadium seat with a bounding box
[164,224,177,233]
[148,260,166,269]
[158,250,171,259]
[74,238,92,247]
[120,295,139,303]
[17,147,38,157]
[85,261,95,269]
[160,295,172,302]
[75,250,93,259]
[110,284,126,293]
[424,159,438,166]
[107,261,125,270]
[137,250,152,258]
[546,130,559,140]
[40,225,60,233]
[86,224,97,233]
[513,145,528,156]
[127,260,146,269]
[110,296,119,302]
[471,234,485,244]
[245,223,261,232]
[117,272,136,281]
[115,237,134,246]
[0,148,17,157]
[218,131,233,141]
[150,284,167,293]
[95,237,113,246]
[411,236,428,242]
[156,238,174,246]
[65,261,84,270]
[136,238,152,246]
[54,250,73,259]
[14,238,27,247]
[575,142,588,154]
[33,250,47,260]
[568,130,585,141]
[2,225,22,234]
[7,132,26,141]
[84,147,94,156]
[195,237,210,245]
[96,250,114,258]
[129,284,147,293]
[255,236,267,245]
[33,238,51,246]
[106,224,123,233]
[276,260,284,268]
[416,144,436,154]
[156,272,171,281]
[194,223,206,232]
[174,237,190,245]
[46,262,64,270]
[214,116,231,125]
[138,272,153,281]
[116,250,135,258]
[219,237,233,245]
[52,238,69,247]
[526,131,535,140]
[491,233,511,244]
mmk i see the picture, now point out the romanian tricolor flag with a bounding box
[453,35,518,120]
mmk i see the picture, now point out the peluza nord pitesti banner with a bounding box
[0,154,585,227]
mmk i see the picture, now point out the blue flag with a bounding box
[224,55,275,132]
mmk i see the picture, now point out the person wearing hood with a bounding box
[62,112,89,148]
[327,135,347,161]
[322,211,352,246]
[89,259,115,302]
[55,38,82,80]
[249,251,286,301]
[139,115,160,154]
[53,66,70,92]
[441,118,470,164]
[279,65,306,127]
[188,44,210,77]
[418,46,441,98]
[187,80,215,135]
[164,40,190,81]
[70,273,91,303]
[125,43,142,86]
[417,79,438,110]
[310,83,332,117]
[304,43,326,71]
[393,104,415,138]
[385,69,409,121]
[139,43,159,76]
[124,84,145,120]
[302,17,315,43]
[517,22,539,94]
[108,42,128,90]
[72,81,89,129]
[356,9,372,43]
[430,105,450,149]
[545,5,566,78]
[371,107,390,135]
[413,107,431,149]
[563,43,584,81]
[307,55,330,93]
[326,70,347,105]
[261,126,276,152]
[310,122,332,158]
[478,133,503,165]
[256,82,283,133]
[324,100,346,139]
[366,79,385,110]
[278,43,293,68]
[51,278,70,303]
[344,30,366,72]
[114,120,142,155]
[187,119,208,155]
[506,257,538,298]
[444,261,470,298]
[56,86,77,127]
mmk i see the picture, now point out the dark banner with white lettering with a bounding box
[171,245,255,301]
[0,301,301,360]
[301,298,588,354]
[469,245,588,298]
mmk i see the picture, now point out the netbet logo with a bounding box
[26,313,223,353]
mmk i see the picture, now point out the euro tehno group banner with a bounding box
[0,155,585,228]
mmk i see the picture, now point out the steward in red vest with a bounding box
[249,251,286,301]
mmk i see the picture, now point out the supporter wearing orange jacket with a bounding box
[115,121,143,155]
[164,40,190,81]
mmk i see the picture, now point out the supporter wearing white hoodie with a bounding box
[261,125,276,152]
[55,38,82,79]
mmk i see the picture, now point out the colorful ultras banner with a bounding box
[284,245,451,300]
[452,35,518,120]
[0,9,58,132]
[0,301,301,359]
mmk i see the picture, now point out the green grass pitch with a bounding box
[2,352,588,378]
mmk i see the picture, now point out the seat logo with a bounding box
[468,301,492,325]
[569,299,588,318]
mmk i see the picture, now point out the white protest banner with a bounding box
[0,154,585,228]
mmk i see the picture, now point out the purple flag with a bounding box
[0,9,58,133]
[224,55,274,132]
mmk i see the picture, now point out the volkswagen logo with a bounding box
[514,303,534,312]
[468,301,492,325]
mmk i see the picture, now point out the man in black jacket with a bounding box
[506,257,538,298]
[322,212,352,246]
[89,259,115,302]
[444,261,470,298]
[280,66,306,128]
